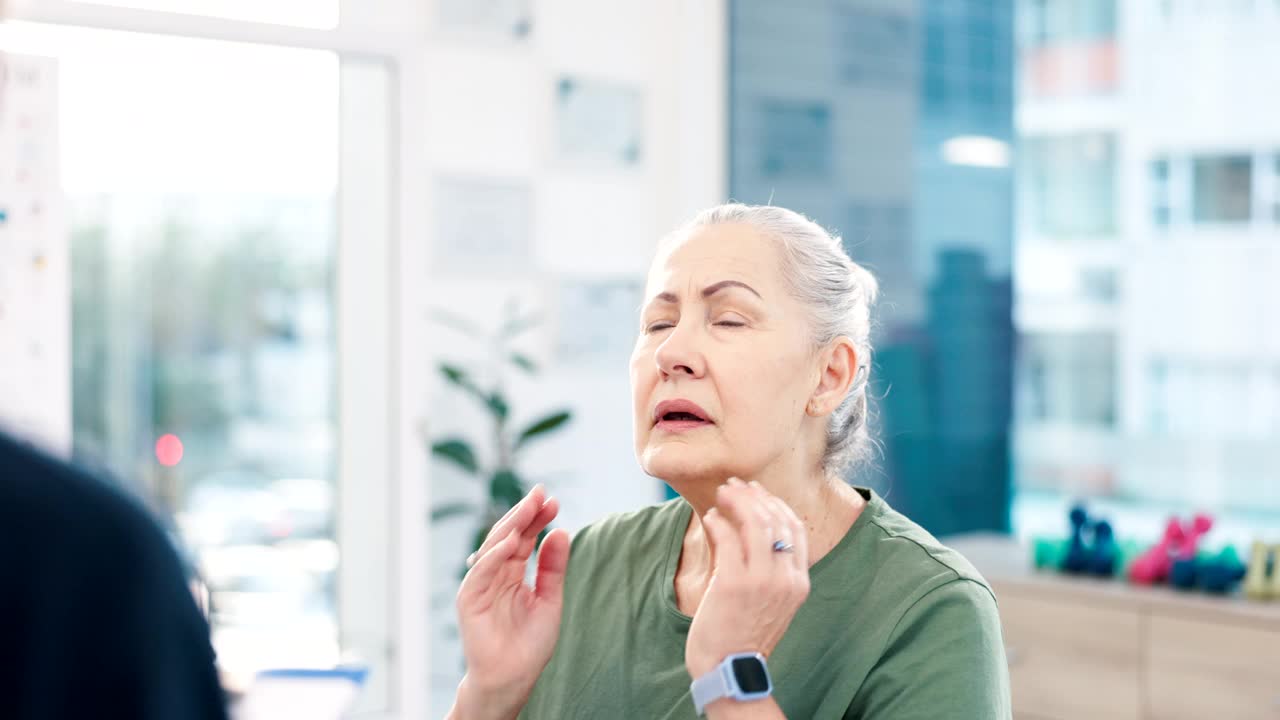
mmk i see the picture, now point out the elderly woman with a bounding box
[446,204,1011,719]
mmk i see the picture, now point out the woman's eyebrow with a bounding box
[645,280,762,307]
[702,280,762,300]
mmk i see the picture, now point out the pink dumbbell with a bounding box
[1177,514,1213,560]
[1129,514,1213,585]
[1130,518,1184,585]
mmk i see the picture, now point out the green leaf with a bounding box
[509,352,538,374]
[440,363,472,388]
[500,312,542,340]
[515,410,572,451]
[487,393,510,422]
[431,438,479,474]
[439,364,491,407]
[429,309,483,339]
[490,469,526,509]
[430,501,476,522]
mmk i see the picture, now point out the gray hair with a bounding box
[669,203,879,475]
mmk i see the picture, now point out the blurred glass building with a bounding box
[729,0,1016,535]
[731,0,1280,539]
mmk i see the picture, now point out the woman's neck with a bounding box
[678,463,860,539]
[672,469,866,615]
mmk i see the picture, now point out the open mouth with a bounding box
[653,400,713,429]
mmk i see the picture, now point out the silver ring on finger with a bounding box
[772,539,795,554]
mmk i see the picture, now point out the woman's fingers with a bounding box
[715,478,772,568]
[511,495,562,564]
[766,495,809,572]
[468,485,548,567]
[458,528,521,604]
[533,528,572,603]
[746,482,790,572]
[712,478,812,578]
[733,479,786,571]
[702,507,745,575]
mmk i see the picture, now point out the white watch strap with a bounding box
[690,663,731,716]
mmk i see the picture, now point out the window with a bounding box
[924,17,948,68]
[835,6,915,88]
[1018,332,1116,427]
[1192,155,1252,223]
[1023,0,1116,46]
[1024,133,1117,236]
[844,202,912,289]
[1271,154,1280,222]
[1148,359,1263,437]
[925,67,949,110]
[970,77,996,106]
[555,77,644,169]
[1150,158,1172,228]
[1147,359,1169,433]
[758,101,832,179]
[17,24,342,688]
[1079,267,1119,302]
[438,0,532,36]
[970,34,997,75]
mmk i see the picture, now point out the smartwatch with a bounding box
[689,652,773,716]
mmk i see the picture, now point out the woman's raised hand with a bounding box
[449,485,571,720]
[685,478,811,682]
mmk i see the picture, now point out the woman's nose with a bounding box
[654,321,705,379]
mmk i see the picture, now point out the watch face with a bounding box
[730,656,770,694]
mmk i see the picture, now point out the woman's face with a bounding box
[630,222,823,486]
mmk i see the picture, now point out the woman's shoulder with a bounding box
[827,491,1011,717]
[844,488,996,608]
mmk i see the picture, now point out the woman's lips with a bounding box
[655,416,712,433]
[653,399,714,432]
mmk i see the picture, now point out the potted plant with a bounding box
[428,302,572,575]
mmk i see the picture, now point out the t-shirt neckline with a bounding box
[660,486,881,626]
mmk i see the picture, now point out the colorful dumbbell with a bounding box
[1244,541,1278,601]
[1130,514,1212,586]
[1060,505,1118,577]
[1198,546,1248,594]
[1170,545,1247,593]
[1130,519,1185,585]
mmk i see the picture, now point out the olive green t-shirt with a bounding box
[520,488,1011,719]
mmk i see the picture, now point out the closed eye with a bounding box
[645,322,675,333]
[714,320,746,328]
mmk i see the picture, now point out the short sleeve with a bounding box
[845,579,1012,720]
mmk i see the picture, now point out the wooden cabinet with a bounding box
[1146,615,1280,720]
[996,586,1142,720]
[948,535,1280,720]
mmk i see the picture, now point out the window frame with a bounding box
[6,1,431,717]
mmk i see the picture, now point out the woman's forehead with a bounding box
[646,223,780,293]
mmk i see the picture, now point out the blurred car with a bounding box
[179,471,332,548]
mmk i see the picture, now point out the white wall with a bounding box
[419,1,727,711]
[0,53,69,454]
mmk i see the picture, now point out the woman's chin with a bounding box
[640,443,736,486]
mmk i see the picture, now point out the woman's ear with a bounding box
[808,338,858,416]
